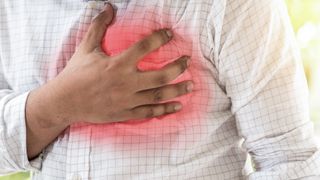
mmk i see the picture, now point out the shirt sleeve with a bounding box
[216,0,320,179]
[0,61,43,175]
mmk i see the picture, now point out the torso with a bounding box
[0,1,246,179]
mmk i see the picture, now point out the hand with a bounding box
[27,3,192,127]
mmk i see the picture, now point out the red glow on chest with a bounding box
[91,12,209,138]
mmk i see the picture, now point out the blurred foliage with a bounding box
[0,173,30,180]
[285,0,320,121]
[1,0,319,179]
[286,0,320,31]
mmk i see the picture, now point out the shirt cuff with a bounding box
[247,150,320,180]
[0,92,43,174]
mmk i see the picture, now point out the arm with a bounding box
[1,3,192,174]
[23,3,118,161]
[217,0,320,179]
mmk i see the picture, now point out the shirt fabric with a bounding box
[1,0,320,180]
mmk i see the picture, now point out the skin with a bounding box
[25,3,193,159]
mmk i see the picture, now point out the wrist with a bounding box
[26,82,71,129]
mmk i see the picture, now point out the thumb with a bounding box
[81,3,115,53]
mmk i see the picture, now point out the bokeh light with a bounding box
[286,0,320,124]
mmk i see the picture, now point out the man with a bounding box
[1,0,319,179]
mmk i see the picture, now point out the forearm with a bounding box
[25,80,70,160]
[0,91,45,174]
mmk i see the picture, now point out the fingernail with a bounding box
[105,2,118,11]
[165,30,173,38]
[92,3,113,22]
[98,3,110,14]
[174,104,182,111]
[185,56,191,66]
[187,82,194,92]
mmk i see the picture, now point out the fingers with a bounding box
[127,102,182,121]
[133,81,193,106]
[80,3,115,53]
[137,56,190,90]
[121,29,173,65]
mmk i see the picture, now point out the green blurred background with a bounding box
[1,0,319,179]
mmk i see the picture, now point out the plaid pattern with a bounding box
[0,0,319,179]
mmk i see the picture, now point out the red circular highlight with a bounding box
[97,13,209,138]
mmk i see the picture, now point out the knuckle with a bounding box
[169,85,181,97]
[178,58,188,73]
[157,30,169,44]
[155,74,169,85]
[144,107,154,118]
[131,108,141,118]
[151,89,162,102]
[177,83,187,95]
[137,39,151,52]
[165,104,175,113]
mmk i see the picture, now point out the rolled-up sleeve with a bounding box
[0,78,42,175]
[217,0,320,179]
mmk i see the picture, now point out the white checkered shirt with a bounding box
[1,0,320,179]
